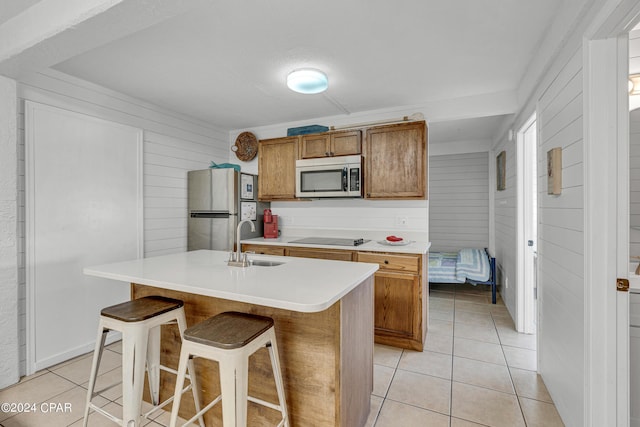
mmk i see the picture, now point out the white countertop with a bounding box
[83,250,378,313]
[241,236,431,254]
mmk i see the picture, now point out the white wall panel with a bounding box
[629,68,640,258]
[25,101,141,371]
[536,46,584,426]
[493,133,517,315]
[429,153,489,252]
[0,76,19,388]
[16,99,26,379]
[15,71,229,377]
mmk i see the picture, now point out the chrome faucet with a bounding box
[228,219,256,267]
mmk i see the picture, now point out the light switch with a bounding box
[241,202,257,220]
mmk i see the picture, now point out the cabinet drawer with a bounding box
[287,247,354,261]
[357,252,419,272]
[241,244,285,256]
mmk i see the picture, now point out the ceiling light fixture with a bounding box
[630,74,640,95]
[287,69,328,94]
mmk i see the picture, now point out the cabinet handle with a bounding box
[330,151,334,156]
[384,260,389,264]
[325,152,330,156]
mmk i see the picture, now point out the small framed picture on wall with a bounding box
[547,147,562,195]
[496,151,506,191]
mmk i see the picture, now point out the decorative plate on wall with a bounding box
[232,131,258,161]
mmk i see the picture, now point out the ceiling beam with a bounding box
[0,0,208,79]
[232,90,519,137]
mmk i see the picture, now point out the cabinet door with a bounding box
[365,121,427,199]
[258,137,299,200]
[373,271,419,338]
[286,247,354,261]
[300,134,330,158]
[331,130,361,156]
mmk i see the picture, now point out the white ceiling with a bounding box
[0,0,39,26]
[428,115,513,144]
[4,1,567,142]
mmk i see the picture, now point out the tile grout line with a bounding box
[371,347,404,427]
[493,310,530,426]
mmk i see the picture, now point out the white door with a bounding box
[517,114,537,335]
[26,101,143,373]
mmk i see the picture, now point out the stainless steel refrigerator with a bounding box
[187,169,269,251]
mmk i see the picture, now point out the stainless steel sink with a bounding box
[250,260,284,267]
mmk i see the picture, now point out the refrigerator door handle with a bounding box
[190,212,231,218]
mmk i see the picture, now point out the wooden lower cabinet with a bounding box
[373,271,417,336]
[286,247,354,261]
[240,243,427,350]
[356,252,426,351]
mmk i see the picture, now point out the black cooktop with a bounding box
[289,237,370,247]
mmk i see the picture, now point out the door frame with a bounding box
[516,113,538,335]
[583,1,640,424]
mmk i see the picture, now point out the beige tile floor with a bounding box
[0,284,564,426]
[365,283,564,427]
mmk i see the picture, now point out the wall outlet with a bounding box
[396,216,408,227]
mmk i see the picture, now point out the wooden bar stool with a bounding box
[83,296,204,427]
[169,311,289,427]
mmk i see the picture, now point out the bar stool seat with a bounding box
[100,296,184,322]
[83,296,204,427]
[169,312,289,427]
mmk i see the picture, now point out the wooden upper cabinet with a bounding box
[300,130,361,159]
[300,134,330,158]
[258,136,299,200]
[364,121,427,199]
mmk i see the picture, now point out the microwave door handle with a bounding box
[342,167,348,191]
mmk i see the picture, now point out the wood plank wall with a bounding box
[492,44,585,424]
[630,108,640,258]
[428,152,489,252]
[535,47,584,427]
[16,71,230,375]
[629,29,640,260]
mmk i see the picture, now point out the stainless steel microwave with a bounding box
[295,155,362,198]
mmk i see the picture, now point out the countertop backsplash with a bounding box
[268,199,428,243]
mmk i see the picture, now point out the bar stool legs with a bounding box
[83,296,204,427]
[169,312,289,427]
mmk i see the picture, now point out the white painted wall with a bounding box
[630,108,640,258]
[493,47,584,426]
[429,152,489,252]
[14,70,229,377]
[492,37,587,427]
[25,102,142,371]
[0,75,19,388]
[492,136,518,316]
[629,29,640,261]
[536,48,584,427]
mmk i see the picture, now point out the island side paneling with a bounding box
[132,277,373,427]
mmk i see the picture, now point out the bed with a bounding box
[428,248,497,304]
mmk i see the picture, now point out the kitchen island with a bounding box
[84,250,378,426]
